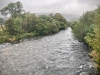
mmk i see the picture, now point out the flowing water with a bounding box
[0,27,96,75]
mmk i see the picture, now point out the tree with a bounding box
[5,17,23,35]
[84,6,100,67]
[49,13,53,18]
[5,18,15,35]
[36,15,52,35]
[71,11,95,42]
[0,7,8,18]
[0,1,24,18]
[79,11,94,26]
[53,13,68,29]
[22,13,38,33]
[13,17,23,35]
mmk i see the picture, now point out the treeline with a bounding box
[0,1,68,43]
[70,6,100,70]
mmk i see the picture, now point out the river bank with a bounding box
[0,27,97,75]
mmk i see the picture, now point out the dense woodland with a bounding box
[70,6,100,71]
[0,1,68,43]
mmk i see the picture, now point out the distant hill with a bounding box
[35,13,79,21]
[61,14,79,21]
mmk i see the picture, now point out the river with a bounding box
[0,27,97,75]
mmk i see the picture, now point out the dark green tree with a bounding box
[72,11,95,42]
[22,13,38,33]
[13,17,23,35]
[5,18,15,35]
[53,13,68,29]
[0,1,24,18]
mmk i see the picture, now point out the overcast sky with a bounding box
[0,0,100,20]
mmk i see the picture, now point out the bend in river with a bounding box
[0,27,96,75]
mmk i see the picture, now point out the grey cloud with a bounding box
[77,0,100,5]
[0,0,18,9]
[0,0,99,20]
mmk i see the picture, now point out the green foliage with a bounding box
[0,35,8,43]
[85,7,100,51]
[0,2,68,43]
[0,1,24,18]
[0,30,3,34]
[5,13,68,37]
[54,13,68,29]
[0,7,8,17]
[50,20,59,33]
[36,15,55,35]
[5,18,15,35]
[85,7,100,66]
[79,11,95,26]
[72,22,86,41]
[13,17,23,35]
[71,6,100,68]
[35,14,68,35]
[71,11,95,42]
[22,13,38,33]
[84,24,95,45]
[5,17,23,35]
[49,13,53,18]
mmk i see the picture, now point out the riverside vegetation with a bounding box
[0,1,99,74]
[70,6,100,74]
[0,1,68,43]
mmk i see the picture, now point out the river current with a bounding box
[0,27,96,75]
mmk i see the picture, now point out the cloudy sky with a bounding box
[0,0,100,20]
